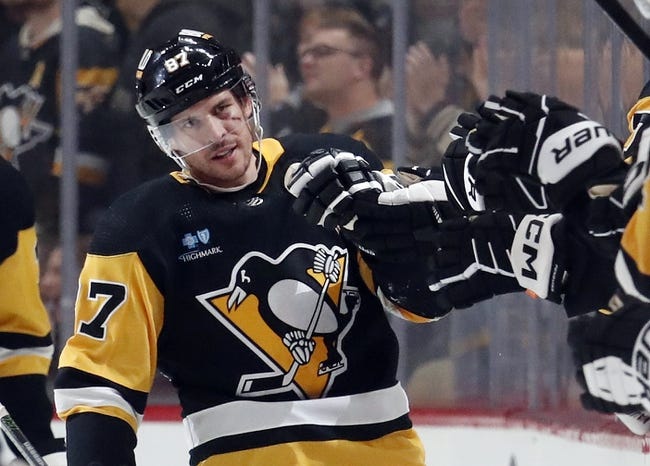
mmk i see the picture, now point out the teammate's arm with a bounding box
[0,159,66,463]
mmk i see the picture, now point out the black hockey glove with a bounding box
[339,179,449,263]
[425,212,523,309]
[285,147,391,229]
[467,90,625,212]
[426,212,570,309]
[286,148,454,263]
[568,300,650,417]
[440,112,486,213]
[441,110,551,213]
[510,211,618,316]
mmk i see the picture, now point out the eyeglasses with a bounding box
[298,44,362,61]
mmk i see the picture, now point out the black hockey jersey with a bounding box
[55,134,426,465]
[0,4,120,240]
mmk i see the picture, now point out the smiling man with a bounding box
[297,6,394,165]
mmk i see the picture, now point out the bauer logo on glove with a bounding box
[465,90,625,212]
[536,120,619,186]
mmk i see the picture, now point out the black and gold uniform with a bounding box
[612,81,650,295]
[0,157,65,460]
[0,2,120,241]
[55,134,430,466]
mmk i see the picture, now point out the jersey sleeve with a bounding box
[0,159,53,377]
[54,243,165,434]
[0,160,63,458]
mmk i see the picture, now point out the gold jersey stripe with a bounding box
[0,227,51,336]
[197,428,425,466]
[0,354,52,377]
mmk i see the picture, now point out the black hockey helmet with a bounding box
[135,29,246,127]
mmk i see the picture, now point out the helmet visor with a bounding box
[156,95,254,159]
[154,115,223,158]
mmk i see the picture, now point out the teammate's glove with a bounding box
[510,213,567,302]
[439,112,486,213]
[468,90,625,212]
[509,211,618,316]
[425,212,522,309]
[441,110,551,213]
[426,212,570,309]
[568,301,650,417]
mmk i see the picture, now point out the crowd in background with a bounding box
[0,0,647,413]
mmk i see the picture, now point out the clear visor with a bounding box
[155,113,231,159]
[148,75,263,166]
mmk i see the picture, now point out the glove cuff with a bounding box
[511,213,565,300]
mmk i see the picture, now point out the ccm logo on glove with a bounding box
[511,213,565,301]
[516,217,546,280]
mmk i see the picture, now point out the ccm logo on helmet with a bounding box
[175,74,204,95]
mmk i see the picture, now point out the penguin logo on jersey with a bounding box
[0,83,52,162]
[196,243,360,399]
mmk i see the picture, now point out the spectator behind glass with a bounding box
[401,0,485,167]
[404,40,466,167]
[0,0,120,257]
[296,4,394,166]
[246,2,329,139]
[102,0,251,200]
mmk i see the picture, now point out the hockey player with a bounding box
[0,157,66,464]
[53,29,441,466]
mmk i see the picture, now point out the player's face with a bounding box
[169,90,257,188]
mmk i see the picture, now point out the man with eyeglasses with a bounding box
[296,5,394,166]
